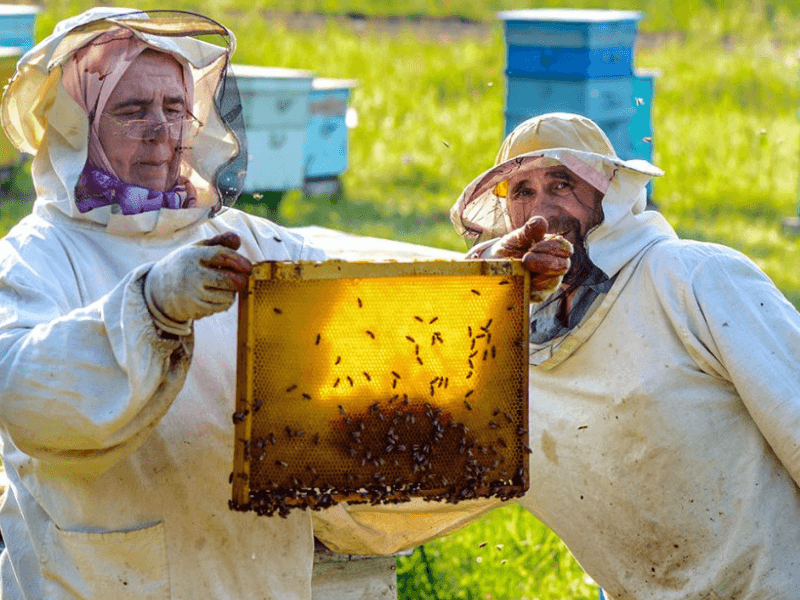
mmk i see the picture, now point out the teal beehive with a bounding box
[498,9,657,199]
[303,78,357,190]
[233,65,314,193]
[0,5,40,52]
[504,76,635,135]
[498,9,642,79]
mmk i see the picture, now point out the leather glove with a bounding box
[482,217,573,302]
[144,232,253,336]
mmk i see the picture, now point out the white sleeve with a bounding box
[0,250,191,477]
[680,251,800,488]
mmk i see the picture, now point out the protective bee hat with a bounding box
[1,8,247,231]
[450,113,673,278]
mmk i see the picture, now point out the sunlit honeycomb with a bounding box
[230,260,530,517]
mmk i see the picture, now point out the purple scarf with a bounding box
[75,165,189,215]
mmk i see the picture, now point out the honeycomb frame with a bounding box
[230,259,530,516]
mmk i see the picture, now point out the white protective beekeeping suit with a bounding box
[317,113,800,598]
[0,9,326,600]
[448,113,800,599]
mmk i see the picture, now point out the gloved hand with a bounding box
[484,216,573,302]
[144,232,253,336]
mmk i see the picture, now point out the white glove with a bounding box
[481,217,573,302]
[144,232,252,336]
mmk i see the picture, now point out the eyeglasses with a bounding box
[100,112,202,141]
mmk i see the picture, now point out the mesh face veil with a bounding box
[2,8,248,211]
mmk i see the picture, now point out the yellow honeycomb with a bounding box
[231,260,530,517]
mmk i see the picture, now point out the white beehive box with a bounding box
[232,64,314,193]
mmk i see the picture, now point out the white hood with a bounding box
[450,113,678,278]
[1,8,240,235]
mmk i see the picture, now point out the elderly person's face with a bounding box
[97,50,186,192]
[506,165,604,246]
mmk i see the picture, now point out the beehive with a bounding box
[232,64,314,193]
[230,260,530,517]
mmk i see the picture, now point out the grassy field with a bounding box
[2,2,800,599]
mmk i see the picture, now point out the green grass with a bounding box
[397,503,598,600]
[3,3,800,599]
[32,0,800,40]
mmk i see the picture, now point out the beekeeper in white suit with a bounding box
[316,113,800,598]
[0,8,330,599]
[449,113,800,599]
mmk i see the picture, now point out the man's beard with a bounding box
[546,215,596,289]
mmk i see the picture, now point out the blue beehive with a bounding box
[0,4,40,52]
[504,77,635,136]
[498,9,657,197]
[232,64,314,194]
[498,9,642,79]
[630,69,659,162]
[303,77,357,194]
[631,69,659,197]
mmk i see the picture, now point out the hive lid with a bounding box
[312,77,359,91]
[497,9,643,23]
[231,64,314,80]
[231,259,531,516]
[0,5,41,16]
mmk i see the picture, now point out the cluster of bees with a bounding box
[230,394,528,518]
[230,280,529,518]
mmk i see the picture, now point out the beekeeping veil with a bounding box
[450,113,675,279]
[1,8,247,230]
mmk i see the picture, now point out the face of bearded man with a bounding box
[505,164,605,287]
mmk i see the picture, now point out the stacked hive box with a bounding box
[232,65,316,194]
[303,78,358,196]
[498,9,657,197]
[232,65,358,197]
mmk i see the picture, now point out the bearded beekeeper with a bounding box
[0,8,334,599]
[447,112,800,599]
[314,112,800,597]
